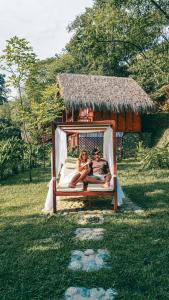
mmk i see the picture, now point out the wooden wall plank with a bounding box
[94,111,102,121]
[74,109,141,132]
[112,113,117,131]
[117,113,125,132]
[133,113,141,131]
[125,112,133,131]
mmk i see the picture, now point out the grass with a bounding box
[0,161,169,300]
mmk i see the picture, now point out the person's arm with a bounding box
[76,159,80,172]
[76,159,87,172]
[88,160,93,174]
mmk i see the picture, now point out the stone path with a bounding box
[64,210,117,300]
[78,212,105,225]
[65,287,117,300]
[75,228,105,241]
[68,249,110,272]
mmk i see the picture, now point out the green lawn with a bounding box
[0,161,169,300]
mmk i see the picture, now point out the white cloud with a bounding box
[0,0,93,58]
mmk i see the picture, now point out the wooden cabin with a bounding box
[57,73,154,151]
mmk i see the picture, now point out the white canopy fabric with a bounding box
[56,127,67,176]
[103,127,124,205]
[103,127,113,173]
[44,127,67,211]
[43,126,124,211]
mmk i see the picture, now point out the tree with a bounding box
[19,83,64,175]
[0,37,64,181]
[0,37,38,180]
[97,0,169,21]
[25,53,75,103]
[66,0,166,77]
[0,74,7,104]
[24,55,66,171]
[128,41,169,98]
[65,0,169,108]
[0,36,36,108]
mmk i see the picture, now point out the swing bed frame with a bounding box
[51,120,118,213]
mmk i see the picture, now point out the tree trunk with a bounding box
[1,169,3,181]
[29,144,32,182]
[43,143,46,169]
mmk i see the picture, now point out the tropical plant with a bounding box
[137,141,169,169]
[0,137,24,179]
[0,118,21,140]
[68,146,79,158]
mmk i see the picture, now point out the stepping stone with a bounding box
[64,287,117,299]
[78,214,104,225]
[75,228,105,241]
[68,249,110,272]
[102,210,113,215]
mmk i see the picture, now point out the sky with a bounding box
[0,0,93,59]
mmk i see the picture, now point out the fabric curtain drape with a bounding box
[43,127,67,211]
[103,127,125,206]
[56,127,67,176]
[103,126,113,172]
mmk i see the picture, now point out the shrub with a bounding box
[123,133,141,158]
[68,146,79,158]
[0,118,21,140]
[137,141,169,169]
[0,137,24,179]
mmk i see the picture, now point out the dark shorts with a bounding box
[89,174,107,180]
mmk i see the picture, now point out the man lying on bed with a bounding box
[87,148,112,188]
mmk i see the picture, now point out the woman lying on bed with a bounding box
[68,150,102,188]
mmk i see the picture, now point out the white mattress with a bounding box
[87,183,113,192]
[57,182,83,192]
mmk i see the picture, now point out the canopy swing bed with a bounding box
[44,73,154,213]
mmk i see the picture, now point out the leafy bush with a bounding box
[33,144,51,168]
[123,133,141,158]
[23,143,51,169]
[141,113,169,132]
[0,137,24,179]
[68,146,79,158]
[0,118,21,140]
[137,141,169,169]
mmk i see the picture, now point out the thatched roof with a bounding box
[57,73,154,112]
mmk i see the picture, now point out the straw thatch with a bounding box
[57,73,154,112]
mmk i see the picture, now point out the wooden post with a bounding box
[62,112,64,123]
[66,109,68,122]
[52,122,57,213]
[77,133,80,154]
[112,122,118,211]
[120,136,123,160]
[72,108,74,122]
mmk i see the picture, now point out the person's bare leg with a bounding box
[103,174,112,187]
[84,176,104,184]
[74,169,89,184]
[68,173,81,188]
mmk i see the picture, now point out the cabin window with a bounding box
[79,108,93,122]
